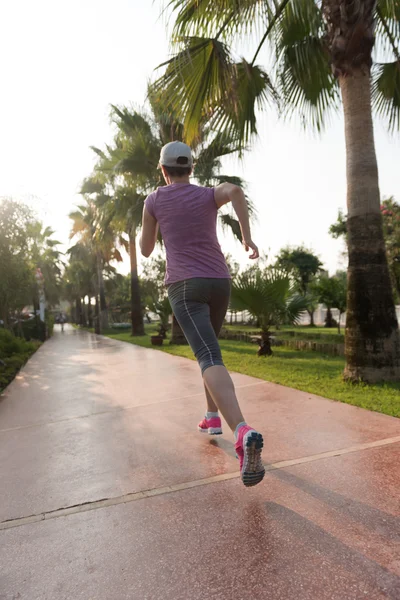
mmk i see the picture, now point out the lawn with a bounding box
[103,327,400,418]
[224,324,344,344]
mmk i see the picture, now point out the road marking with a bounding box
[1,435,399,532]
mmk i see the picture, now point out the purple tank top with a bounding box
[145,183,231,285]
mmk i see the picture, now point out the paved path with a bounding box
[1,326,400,599]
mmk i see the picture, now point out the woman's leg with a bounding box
[168,278,245,432]
[203,366,244,432]
[168,278,264,486]
[203,279,230,416]
[204,386,218,413]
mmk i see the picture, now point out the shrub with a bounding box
[12,311,54,341]
[0,329,39,391]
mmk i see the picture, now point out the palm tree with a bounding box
[63,253,93,326]
[25,221,64,312]
[313,271,347,333]
[231,268,309,356]
[66,242,97,327]
[90,108,159,336]
[69,196,122,333]
[275,246,323,326]
[155,0,400,382]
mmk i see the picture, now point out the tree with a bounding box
[105,273,131,310]
[225,254,240,280]
[65,243,97,328]
[0,198,63,331]
[381,198,400,301]
[140,255,177,340]
[231,268,309,356]
[149,296,172,339]
[313,272,347,333]
[275,246,322,326]
[69,197,122,333]
[0,199,34,327]
[330,198,400,301]
[156,0,400,382]
[25,221,64,309]
[92,105,165,335]
[62,262,85,326]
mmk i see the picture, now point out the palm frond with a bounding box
[80,178,104,195]
[112,248,123,263]
[169,0,270,40]
[110,105,153,139]
[195,130,242,165]
[90,146,108,161]
[154,36,234,144]
[193,130,243,183]
[213,175,246,187]
[46,239,62,248]
[376,0,400,57]
[372,60,400,131]
[219,214,243,241]
[277,36,339,130]
[285,294,309,323]
[223,60,278,142]
[147,84,185,144]
[231,268,306,330]
[274,0,322,47]
[41,225,52,237]
[272,0,336,128]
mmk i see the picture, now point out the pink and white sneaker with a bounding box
[235,425,265,487]
[198,416,223,435]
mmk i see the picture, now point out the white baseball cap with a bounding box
[159,141,193,168]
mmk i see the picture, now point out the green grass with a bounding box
[225,324,339,334]
[103,328,400,418]
[225,324,344,342]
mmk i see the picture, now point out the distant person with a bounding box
[59,313,66,332]
[140,142,264,487]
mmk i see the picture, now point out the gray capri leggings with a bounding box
[168,278,231,374]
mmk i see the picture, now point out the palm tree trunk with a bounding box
[258,331,273,357]
[75,299,78,325]
[88,299,93,328]
[96,252,108,331]
[81,298,87,327]
[307,309,315,327]
[170,314,187,345]
[129,229,144,336]
[94,294,100,335]
[340,72,400,382]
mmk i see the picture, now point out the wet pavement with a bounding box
[1,326,400,599]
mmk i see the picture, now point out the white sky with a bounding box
[1,0,399,275]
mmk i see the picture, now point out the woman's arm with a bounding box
[214,183,259,259]
[140,207,159,258]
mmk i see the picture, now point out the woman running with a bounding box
[140,141,265,487]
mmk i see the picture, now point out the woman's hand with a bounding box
[243,239,259,260]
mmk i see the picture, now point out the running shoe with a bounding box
[198,416,223,435]
[235,425,265,487]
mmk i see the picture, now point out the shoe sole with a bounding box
[198,427,223,435]
[242,431,265,487]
